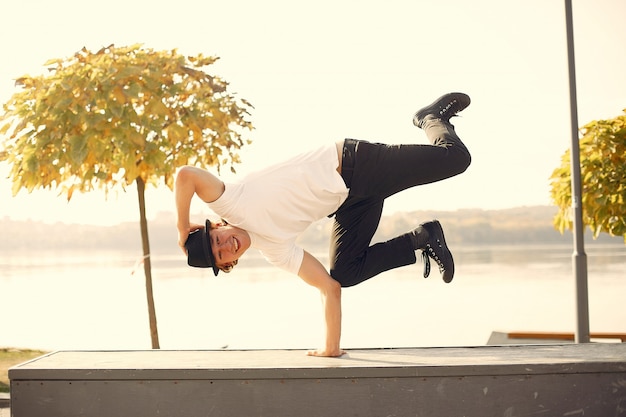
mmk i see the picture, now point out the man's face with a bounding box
[209,223,251,270]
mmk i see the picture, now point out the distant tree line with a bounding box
[298,206,623,249]
[2,206,622,254]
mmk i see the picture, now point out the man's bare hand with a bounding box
[307,348,346,358]
[177,222,205,255]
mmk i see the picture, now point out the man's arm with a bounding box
[298,251,345,357]
[174,166,225,252]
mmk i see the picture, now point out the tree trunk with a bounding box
[136,177,160,349]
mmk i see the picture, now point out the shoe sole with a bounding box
[413,92,471,128]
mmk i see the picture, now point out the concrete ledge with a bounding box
[9,344,626,417]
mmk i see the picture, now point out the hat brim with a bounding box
[204,219,220,276]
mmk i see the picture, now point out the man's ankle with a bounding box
[408,225,429,250]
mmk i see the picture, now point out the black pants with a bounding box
[330,130,471,287]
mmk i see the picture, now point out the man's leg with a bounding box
[347,93,471,197]
[330,93,471,286]
[331,139,465,287]
[346,139,470,199]
[329,196,417,287]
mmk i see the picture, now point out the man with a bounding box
[175,92,472,357]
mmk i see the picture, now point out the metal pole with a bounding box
[564,0,590,343]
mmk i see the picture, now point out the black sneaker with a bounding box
[413,92,471,129]
[420,220,455,283]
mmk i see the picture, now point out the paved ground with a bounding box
[0,405,8,417]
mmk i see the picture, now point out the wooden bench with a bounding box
[10,344,626,417]
[488,331,626,344]
[507,331,626,342]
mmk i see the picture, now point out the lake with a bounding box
[1,243,624,351]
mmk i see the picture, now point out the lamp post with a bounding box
[564,0,590,343]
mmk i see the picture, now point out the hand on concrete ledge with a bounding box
[307,348,346,358]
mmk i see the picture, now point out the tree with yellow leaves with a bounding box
[550,110,625,243]
[0,44,253,348]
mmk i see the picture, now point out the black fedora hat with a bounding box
[185,219,219,276]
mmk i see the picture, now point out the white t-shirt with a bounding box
[208,143,349,274]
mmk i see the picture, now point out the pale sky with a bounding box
[1,0,625,225]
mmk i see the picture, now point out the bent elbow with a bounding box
[175,165,195,183]
[325,279,342,298]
